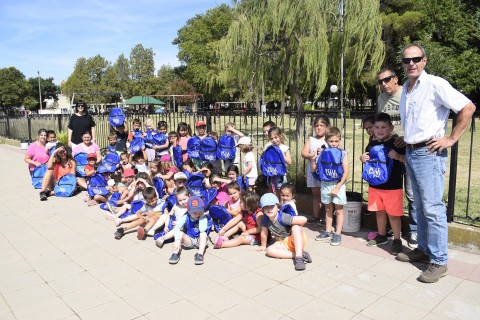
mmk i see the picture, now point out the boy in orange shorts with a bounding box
[258,193,312,271]
[361,113,405,254]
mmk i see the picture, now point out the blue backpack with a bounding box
[129,137,145,153]
[99,192,121,211]
[109,108,126,127]
[216,134,236,160]
[203,188,218,209]
[54,174,77,197]
[87,173,109,197]
[200,136,217,161]
[187,136,201,159]
[186,173,206,198]
[32,164,47,189]
[237,176,247,191]
[315,147,344,182]
[152,132,167,146]
[362,144,394,186]
[172,146,183,167]
[153,177,165,199]
[119,200,145,219]
[103,152,120,173]
[208,205,232,233]
[144,130,157,148]
[74,152,88,177]
[184,214,213,237]
[259,145,287,177]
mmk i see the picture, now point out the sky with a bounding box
[0,0,229,85]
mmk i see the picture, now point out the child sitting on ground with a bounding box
[154,186,190,248]
[258,193,312,271]
[168,196,211,265]
[214,190,262,249]
[113,187,162,240]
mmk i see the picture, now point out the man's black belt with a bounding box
[406,141,429,149]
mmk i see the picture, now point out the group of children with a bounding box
[31,111,408,269]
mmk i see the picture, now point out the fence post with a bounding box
[27,116,32,141]
[58,115,63,132]
[206,112,212,133]
[6,115,10,138]
[446,114,458,222]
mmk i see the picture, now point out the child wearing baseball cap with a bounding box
[168,196,212,265]
[258,193,312,271]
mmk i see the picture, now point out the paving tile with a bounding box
[77,298,141,320]
[100,271,157,298]
[385,281,451,310]
[255,284,314,314]
[61,283,118,313]
[35,260,85,282]
[429,293,480,320]
[12,297,73,320]
[311,258,364,282]
[345,270,402,295]
[123,284,181,314]
[446,259,477,279]
[466,265,480,282]
[0,297,10,316]
[284,268,341,297]
[360,296,427,320]
[145,299,211,320]
[0,259,33,278]
[88,262,137,284]
[0,271,45,294]
[3,283,57,310]
[254,259,302,282]
[367,258,419,281]
[217,299,283,320]
[223,272,279,298]
[190,285,246,314]
[287,298,355,320]
[320,283,380,313]
[160,266,217,297]
[0,312,16,320]
[336,249,384,269]
[48,271,101,296]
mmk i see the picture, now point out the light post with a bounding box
[37,71,42,111]
[330,85,339,127]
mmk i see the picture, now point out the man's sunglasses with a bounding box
[378,76,393,85]
[402,56,424,64]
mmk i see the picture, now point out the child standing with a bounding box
[214,191,262,249]
[157,154,178,194]
[258,193,312,271]
[312,126,349,246]
[237,136,258,191]
[361,113,405,255]
[168,196,211,265]
[301,115,329,223]
[113,187,162,240]
[267,127,292,196]
[112,124,128,154]
[176,122,192,163]
[107,132,117,153]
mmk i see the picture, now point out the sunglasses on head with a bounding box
[402,56,423,64]
[378,76,393,85]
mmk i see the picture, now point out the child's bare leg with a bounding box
[224,223,242,238]
[41,170,54,192]
[197,232,207,255]
[94,195,108,204]
[388,215,402,239]
[325,203,334,232]
[144,215,160,234]
[221,235,251,248]
[77,177,87,189]
[122,217,144,232]
[266,243,295,259]
[148,215,167,236]
[291,225,304,257]
[334,205,344,234]
[376,210,388,235]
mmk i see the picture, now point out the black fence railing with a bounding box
[1,111,478,225]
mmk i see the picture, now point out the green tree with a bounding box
[27,77,60,109]
[0,67,30,112]
[173,4,234,102]
[217,0,384,110]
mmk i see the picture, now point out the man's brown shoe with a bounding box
[417,263,448,283]
[396,248,429,263]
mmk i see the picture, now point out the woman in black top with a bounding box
[68,101,96,149]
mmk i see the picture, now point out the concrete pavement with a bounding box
[1,144,479,320]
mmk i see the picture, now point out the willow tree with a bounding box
[217,0,384,110]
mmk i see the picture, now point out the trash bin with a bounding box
[342,192,363,233]
[21,139,29,150]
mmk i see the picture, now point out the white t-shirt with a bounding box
[400,71,471,144]
[243,151,258,178]
[171,205,188,220]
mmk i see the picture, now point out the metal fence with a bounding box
[1,111,478,225]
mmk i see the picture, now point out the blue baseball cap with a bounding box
[260,193,279,208]
[187,196,205,214]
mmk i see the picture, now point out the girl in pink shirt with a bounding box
[176,122,192,163]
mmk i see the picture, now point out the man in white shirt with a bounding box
[396,44,476,283]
